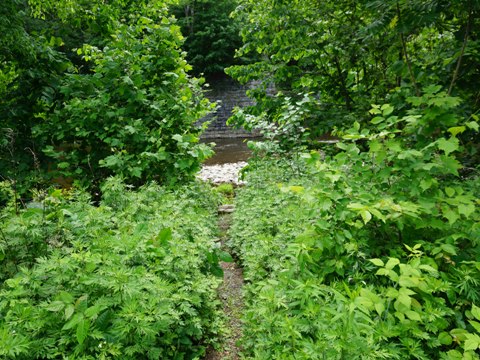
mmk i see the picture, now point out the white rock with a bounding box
[197,161,248,185]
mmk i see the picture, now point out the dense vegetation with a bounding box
[225,3,479,356]
[0,180,226,358]
[231,105,480,357]
[227,0,480,153]
[170,0,242,78]
[1,0,213,198]
[1,0,479,359]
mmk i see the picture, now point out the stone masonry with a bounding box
[197,75,259,139]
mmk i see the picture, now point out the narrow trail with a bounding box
[205,204,244,360]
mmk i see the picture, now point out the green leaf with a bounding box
[381,104,394,116]
[62,314,82,331]
[385,258,400,270]
[458,203,475,218]
[437,138,459,156]
[466,121,479,131]
[405,310,421,321]
[360,210,372,224]
[370,258,385,267]
[218,251,233,263]
[445,350,463,360]
[442,207,459,225]
[469,320,480,333]
[76,318,90,345]
[438,155,461,176]
[371,116,385,124]
[375,302,385,316]
[157,228,172,246]
[464,334,480,351]
[445,187,455,197]
[448,126,466,137]
[438,332,453,345]
[65,305,75,320]
[57,162,70,169]
[472,304,480,321]
[46,301,65,312]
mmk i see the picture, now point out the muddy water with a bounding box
[203,138,257,165]
[202,135,339,166]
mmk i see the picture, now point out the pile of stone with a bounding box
[197,162,247,185]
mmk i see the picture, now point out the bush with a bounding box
[230,93,480,359]
[0,179,223,359]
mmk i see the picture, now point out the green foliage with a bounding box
[226,0,480,150]
[169,0,242,77]
[0,179,224,358]
[1,0,213,197]
[34,7,214,185]
[229,95,480,359]
[214,183,235,204]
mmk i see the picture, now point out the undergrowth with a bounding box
[0,178,224,359]
[230,93,480,359]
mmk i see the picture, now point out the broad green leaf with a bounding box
[458,203,476,218]
[347,203,365,211]
[466,121,479,131]
[65,305,75,320]
[450,328,469,341]
[360,210,372,224]
[420,178,435,191]
[76,318,90,345]
[469,320,480,333]
[370,258,384,267]
[369,208,386,222]
[445,187,455,197]
[381,104,394,116]
[375,302,385,316]
[437,138,459,156]
[370,116,385,124]
[62,314,82,331]
[472,304,480,321]
[399,275,419,288]
[57,162,70,169]
[218,251,233,263]
[440,243,457,256]
[84,305,102,318]
[46,301,65,312]
[445,350,463,360]
[369,140,382,152]
[157,228,172,246]
[405,310,421,321]
[442,207,459,225]
[464,334,480,351]
[448,126,466,137]
[438,155,462,176]
[59,291,74,304]
[288,185,304,193]
[385,258,400,270]
[438,332,453,345]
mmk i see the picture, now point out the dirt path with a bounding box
[205,208,244,360]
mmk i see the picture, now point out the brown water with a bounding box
[203,138,255,165]
[202,135,339,165]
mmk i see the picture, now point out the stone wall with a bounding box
[197,76,259,139]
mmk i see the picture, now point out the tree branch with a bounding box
[448,8,473,96]
[397,1,420,97]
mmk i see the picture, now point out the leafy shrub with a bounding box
[0,179,223,359]
[230,91,480,359]
[33,5,214,187]
[1,0,215,199]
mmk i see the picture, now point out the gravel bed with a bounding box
[197,162,248,185]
